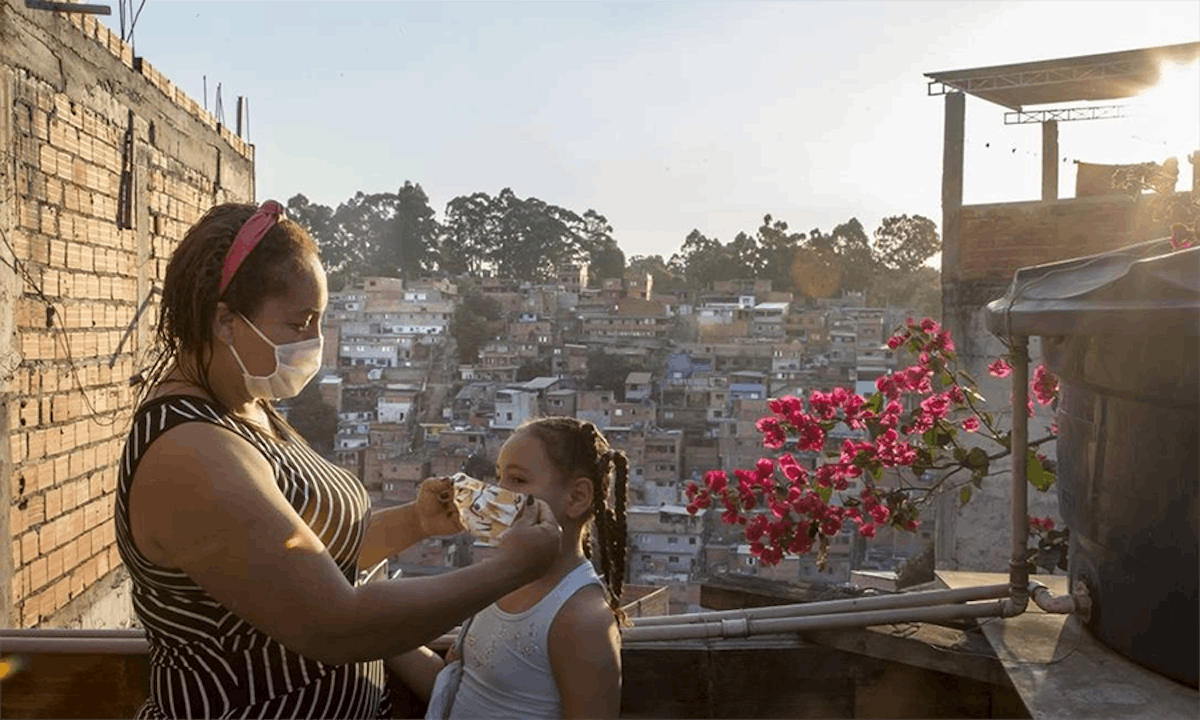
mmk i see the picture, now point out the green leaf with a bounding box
[959,486,972,506]
[971,468,985,488]
[869,464,883,482]
[1026,450,1055,491]
[865,393,885,413]
[817,484,833,503]
[966,447,990,471]
[953,446,968,463]
[941,371,954,387]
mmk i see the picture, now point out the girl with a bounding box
[393,417,629,719]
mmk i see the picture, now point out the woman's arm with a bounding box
[548,585,622,719]
[131,423,560,666]
[358,475,463,571]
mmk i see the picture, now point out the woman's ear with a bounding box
[566,475,595,521]
[213,302,237,346]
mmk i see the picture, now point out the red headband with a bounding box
[219,200,285,295]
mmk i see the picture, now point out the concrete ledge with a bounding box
[938,570,1199,720]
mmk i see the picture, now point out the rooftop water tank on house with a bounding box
[986,237,1199,688]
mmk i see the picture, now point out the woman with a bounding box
[114,201,561,719]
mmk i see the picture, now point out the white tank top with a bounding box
[435,561,604,720]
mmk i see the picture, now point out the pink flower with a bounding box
[705,470,727,492]
[935,329,955,353]
[1032,364,1059,405]
[920,318,939,334]
[756,416,786,449]
[886,335,904,349]
[988,358,1013,378]
[920,393,951,420]
[947,385,965,405]
[961,416,981,432]
[858,523,877,538]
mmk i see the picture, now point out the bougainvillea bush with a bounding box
[686,318,1062,569]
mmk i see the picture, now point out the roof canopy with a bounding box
[926,41,1200,111]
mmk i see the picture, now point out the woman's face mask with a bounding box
[227,312,323,399]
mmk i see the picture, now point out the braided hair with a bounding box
[137,203,320,419]
[518,417,630,625]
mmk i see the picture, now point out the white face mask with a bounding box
[227,312,323,400]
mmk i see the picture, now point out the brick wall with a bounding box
[1,0,254,628]
[955,194,1179,283]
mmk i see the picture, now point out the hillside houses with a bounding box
[306,271,920,606]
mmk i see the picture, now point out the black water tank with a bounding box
[986,238,1200,688]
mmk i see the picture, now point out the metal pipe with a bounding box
[631,583,1011,627]
[1003,336,1032,617]
[1030,579,1091,619]
[621,600,1008,643]
[0,636,149,655]
[2,628,144,638]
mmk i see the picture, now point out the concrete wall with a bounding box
[1,0,255,628]
[938,194,1179,570]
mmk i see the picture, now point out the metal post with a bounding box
[1042,121,1059,201]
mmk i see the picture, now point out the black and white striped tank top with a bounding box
[114,395,392,719]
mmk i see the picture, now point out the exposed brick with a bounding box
[70,571,86,600]
[51,575,71,613]
[29,557,49,592]
[46,546,64,581]
[20,530,39,566]
[45,487,62,519]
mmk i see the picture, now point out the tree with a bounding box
[627,254,686,293]
[286,381,337,456]
[669,229,727,287]
[577,210,624,285]
[287,194,342,286]
[440,192,499,277]
[873,215,941,273]
[451,283,502,364]
[381,182,439,280]
[830,218,876,292]
[585,349,636,400]
[516,356,552,382]
[756,214,806,295]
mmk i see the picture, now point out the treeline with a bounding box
[285,183,941,313]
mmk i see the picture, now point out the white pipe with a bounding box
[1030,579,1090,619]
[631,583,1011,627]
[621,600,1008,643]
[1003,336,1032,617]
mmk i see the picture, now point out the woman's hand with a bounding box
[416,476,465,538]
[496,498,562,584]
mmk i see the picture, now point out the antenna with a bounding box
[214,83,225,126]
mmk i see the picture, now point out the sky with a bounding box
[100,1,1200,261]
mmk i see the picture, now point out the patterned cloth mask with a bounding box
[451,473,527,546]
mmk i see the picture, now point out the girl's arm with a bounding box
[386,647,445,703]
[548,585,622,719]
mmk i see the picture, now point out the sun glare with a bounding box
[1134,59,1200,188]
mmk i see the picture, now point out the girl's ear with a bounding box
[565,475,595,521]
[213,302,237,346]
